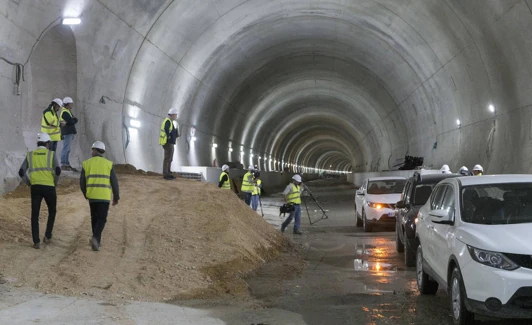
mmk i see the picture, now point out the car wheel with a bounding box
[404,238,416,267]
[355,205,363,227]
[395,224,404,252]
[450,267,474,325]
[416,245,438,294]
[362,210,372,232]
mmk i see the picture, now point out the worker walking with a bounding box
[41,98,63,151]
[472,164,483,176]
[60,97,78,171]
[80,141,120,251]
[218,164,231,190]
[241,166,255,205]
[280,174,303,235]
[18,133,61,249]
[251,171,262,212]
[159,108,179,180]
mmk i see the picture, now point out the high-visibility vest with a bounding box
[252,179,262,195]
[41,108,61,141]
[27,148,55,187]
[220,171,231,190]
[82,156,113,201]
[286,184,301,204]
[241,172,254,193]
[159,117,174,145]
[60,107,73,122]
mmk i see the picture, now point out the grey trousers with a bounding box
[163,142,174,176]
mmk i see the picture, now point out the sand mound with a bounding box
[0,174,291,302]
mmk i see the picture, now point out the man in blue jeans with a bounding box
[281,174,303,235]
[60,97,78,171]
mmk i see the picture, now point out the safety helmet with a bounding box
[52,98,63,107]
[459,166,469,175]
[292,174,302,183]
[473,164,483,172]
[168,108,178,115]
[222,164,229,171]
[248,165,254,171]
[37,133,51,143]
[91,141,106,151]
[440,164,451,174]
[63,97,74,105]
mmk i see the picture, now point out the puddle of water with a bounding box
[354,259,397,273]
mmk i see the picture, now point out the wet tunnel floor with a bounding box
[238,180,531,325]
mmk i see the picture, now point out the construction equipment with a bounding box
[258,194,264,217]
[302,184,329,225]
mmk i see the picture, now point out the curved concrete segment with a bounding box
[2,0,532,191]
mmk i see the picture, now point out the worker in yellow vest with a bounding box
[241,165,255,205]
[80,141,120,251]
[251,171,263,212]
[18,133,61,249]
[280,174,303,235]
[159,108,179,180]
[40,98,63,152]
[59,97,78,171]
[218,164,231,190]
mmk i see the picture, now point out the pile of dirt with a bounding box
[0,174,294,302]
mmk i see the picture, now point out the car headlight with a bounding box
[467,246,519,270]
[367,202,383,209]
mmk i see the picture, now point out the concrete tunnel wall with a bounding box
[2,1,532,193]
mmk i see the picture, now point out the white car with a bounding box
[355,177,407,232]
[416,175,532,324]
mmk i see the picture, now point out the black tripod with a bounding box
[302,184,329,225]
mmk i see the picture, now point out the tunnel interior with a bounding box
[2,0,532,190]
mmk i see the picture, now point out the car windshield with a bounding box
[413,184,435,205]
[461,183,532,225]
[367,180,406,195]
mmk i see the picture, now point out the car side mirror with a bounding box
[429,209,453,225]
[396,200,405,209]
[356,190,364,195]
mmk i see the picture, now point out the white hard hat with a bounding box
[248,165,254,171]
[473,164,483,172]
[459,166,468,172]
[37,133,51,143]
[292,174,302,182]
[168,108,178,115]
[222,164,229,171]
[440,164,451,173]
[52,98,63,107]
[91,141,106,151]
[63,97,73,104]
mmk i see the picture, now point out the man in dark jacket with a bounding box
[60,97,78,171]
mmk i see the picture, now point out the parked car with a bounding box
[395,172,460,266]
[355,177,407,232]
[416,175,532,324]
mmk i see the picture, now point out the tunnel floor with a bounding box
[1,179,530,324]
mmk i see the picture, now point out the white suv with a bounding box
[415,175,532,324]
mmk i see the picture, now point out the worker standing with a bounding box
[218,164,231,190]
[41,98,63,151]
[439,164,452,174]
[80,141,120,251]
[59,97,78,171]
[472,164,483,176]
[241,166,255,205]
[280,174,303,235]
[18,133,61,249]
[251,171,262,212]
[159,108,179,180]
[458,166,471,176]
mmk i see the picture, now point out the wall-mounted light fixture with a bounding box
[456,119,461,127]
[212,143,218,148]
[62,18,81,25]
[130,119,141,128]
[489,104,495,113]
[191,136,197,142]
[229,148,233,152]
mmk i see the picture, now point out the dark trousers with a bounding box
[31,185,57,244]
[244,192,252,205]
[162,142,174,176]
[90,202,109,243]
[50,141,58,152]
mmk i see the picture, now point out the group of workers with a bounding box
[439,164,484,176]
[40,97,78,171]
[23,97,118,251]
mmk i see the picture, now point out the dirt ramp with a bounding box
[0,175,291,301]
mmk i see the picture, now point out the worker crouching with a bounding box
[80,141,120,251]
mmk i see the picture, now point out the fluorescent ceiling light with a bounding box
[130,119,141,128]
[62,18,81,25]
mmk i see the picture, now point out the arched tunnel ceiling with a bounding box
[125,0,472,172]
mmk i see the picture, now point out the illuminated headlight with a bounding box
[367,202,383,209]
[467,246,519,270]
